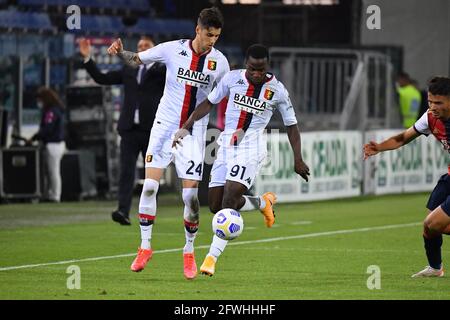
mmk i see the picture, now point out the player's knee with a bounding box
[142,179,159,198]
[182,188,199,212]
[139,179,159,215]
[424,217,444,235]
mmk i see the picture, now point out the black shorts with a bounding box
[427,174,450,216]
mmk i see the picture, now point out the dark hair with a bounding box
[140,35,155,44]
[198,7,224,29]
[428,76,450,97]
[246,44,269,61]
[397,71,410,80]
[36,87,64,110]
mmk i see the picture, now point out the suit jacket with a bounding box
[84,58,166,134]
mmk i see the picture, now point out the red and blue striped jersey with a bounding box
[414,110,450,174]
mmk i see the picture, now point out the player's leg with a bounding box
[412,174,450,277]
[412,206,450,277]
[237,193,277,228]
[201,180,247,276]
[131,127,171,272]
[174,134,206,279]
[180,178,200,279]
[208,186,224,214]
[200,150,227,276]
[130,167,163,272]
[224,153,277,227]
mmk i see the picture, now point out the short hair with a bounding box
[428,76,450,97]
[198,7,224,29]
[140,35,155,43]
[246,44,269,61]
[396,71,410,80]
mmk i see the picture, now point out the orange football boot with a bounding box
[183,252,197,280]
[200,255,217,277]
[260,192,277,228]
[130,248,153,272]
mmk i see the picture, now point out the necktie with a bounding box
[139,64,147,84]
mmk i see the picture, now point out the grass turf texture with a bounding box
[0,192,449,300]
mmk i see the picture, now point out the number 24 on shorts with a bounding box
[186,160,202,175]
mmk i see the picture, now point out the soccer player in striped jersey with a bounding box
[364,76,450,278]
[107,7,229,279]
[173,44,310,276]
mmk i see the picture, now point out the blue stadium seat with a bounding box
[18,0,151,11]
[0,10,54,32]
[79,15,125,34]
[128,18,194,37]
[17,0,44,7]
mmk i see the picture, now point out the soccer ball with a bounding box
[212,208,244,240]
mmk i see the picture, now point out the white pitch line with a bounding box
[0,222,421,272]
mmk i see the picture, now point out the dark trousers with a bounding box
[118,128,150,217]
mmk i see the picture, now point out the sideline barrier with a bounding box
[252,130,448,202]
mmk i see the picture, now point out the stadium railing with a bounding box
[269,47,397,132]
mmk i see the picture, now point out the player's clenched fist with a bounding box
[107,38,123,55]
[363,141,380,160]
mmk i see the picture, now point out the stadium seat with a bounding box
[127,18,194,37]
[0,10,54,33]
[77,15,125,35]
[18,0,150,12]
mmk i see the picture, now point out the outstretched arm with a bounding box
[363,126,420,160]
[286,124,310,182]
[80,38,122,85]
[107,38,142,67]
[172,99,214,148]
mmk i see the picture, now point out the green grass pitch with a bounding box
[1,192,449,300]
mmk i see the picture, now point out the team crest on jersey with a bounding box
[264,88,275,100]
[207,59,217,71]
[176,67,211,88]
[146,155,153,163]
[233,93,269,116]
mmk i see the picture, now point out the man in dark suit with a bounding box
[79,36,166,225]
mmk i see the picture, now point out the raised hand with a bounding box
[107,38,123,55]
[79,38,91,58]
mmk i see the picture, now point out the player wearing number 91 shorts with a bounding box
[173,44,310,276]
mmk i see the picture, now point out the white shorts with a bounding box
[209,143,267,190]
[145,120,206,181]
